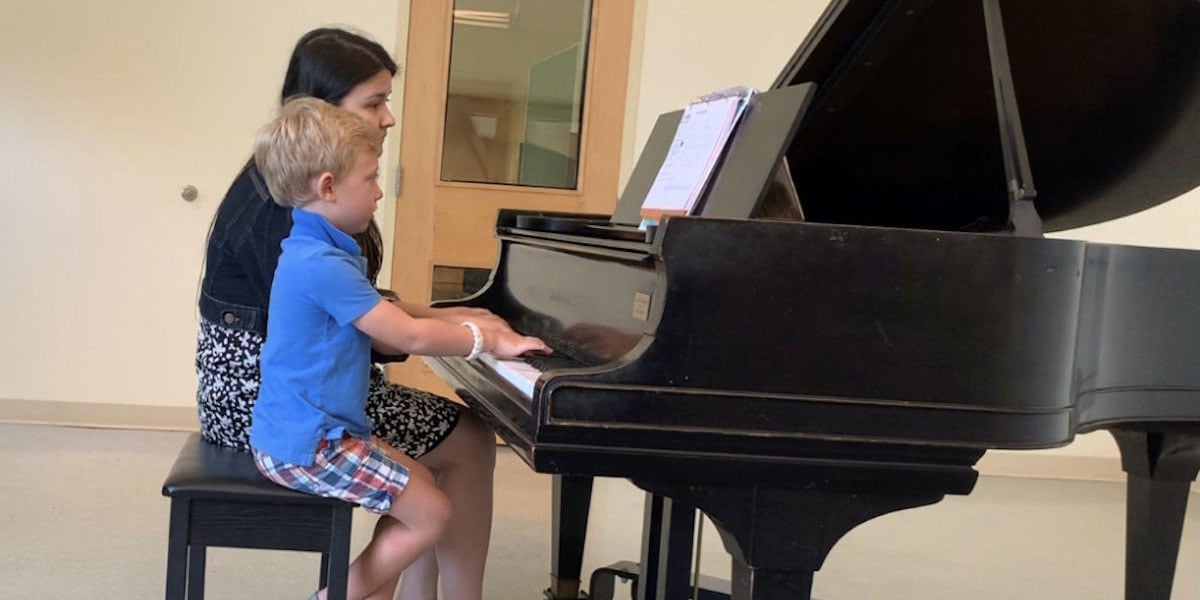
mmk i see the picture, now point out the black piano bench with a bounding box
[160,433,354,600]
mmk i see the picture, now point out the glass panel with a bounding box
[431,265,491,301]
[442,0,591,189]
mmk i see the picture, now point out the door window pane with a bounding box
[442,0,591,189]
[432,265,491,301]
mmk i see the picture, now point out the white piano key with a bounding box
[478,353,543,399]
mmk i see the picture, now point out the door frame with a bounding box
[388,0,635,392]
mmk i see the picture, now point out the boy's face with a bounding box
[329,150,383,235]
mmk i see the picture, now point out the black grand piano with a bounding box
[426,0,1200,598]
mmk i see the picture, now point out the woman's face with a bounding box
[338,69,396,132]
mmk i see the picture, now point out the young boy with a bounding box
[249,97,547,600]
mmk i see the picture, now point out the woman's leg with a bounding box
[408,410,497,600]
[358,516,417,600]
[393,544,439,599]
[365,370,498,600]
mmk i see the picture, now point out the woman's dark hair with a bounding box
[281,28,397,283]
[281,28,398,104]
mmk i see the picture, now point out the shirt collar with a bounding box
[290,208,361,256]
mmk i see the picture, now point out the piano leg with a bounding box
[634,481,947,600]
[636,493,697,600]
[1110,427,1200,600]
[548,475,594,600]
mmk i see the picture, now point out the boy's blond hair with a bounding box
[254,96,384,207]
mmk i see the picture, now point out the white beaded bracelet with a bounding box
[461,321,484,360]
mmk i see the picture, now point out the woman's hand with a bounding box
[439,306,515,334]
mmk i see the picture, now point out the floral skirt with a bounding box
[195,318,460,457]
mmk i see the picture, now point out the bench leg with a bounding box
[165,498,189,600]
[187,545,207,599]
[320,552,330,589]
[325,506,353,600]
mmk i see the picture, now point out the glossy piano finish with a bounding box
[1075,243,1200,431]
[554,218,1083,447]
[481,211,658,367]
[434,215,1097,479]
[776,0,1200,232]
[433,223,1200,600]
[429,215,1089,599]
[425,0,1200,598]
[1072,243,1200,600]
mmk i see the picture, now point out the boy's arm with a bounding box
[354,300,548,359]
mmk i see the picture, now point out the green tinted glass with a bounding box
[441,0,592,189]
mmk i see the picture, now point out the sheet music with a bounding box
[640,87,755,222]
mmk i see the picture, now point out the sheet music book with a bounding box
[640,86,756,223]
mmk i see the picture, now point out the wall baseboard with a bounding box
[979,450,1124,483]
[0,398,198,432]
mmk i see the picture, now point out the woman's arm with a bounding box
[391,299,516,333]
[369,335,407,356]
[354,301,546,359]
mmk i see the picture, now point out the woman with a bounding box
[197,28,502,600]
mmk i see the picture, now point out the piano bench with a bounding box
[588,560,731,600]
[160,433,354,600]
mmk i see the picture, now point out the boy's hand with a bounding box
[488,330,550,359]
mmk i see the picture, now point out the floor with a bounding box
[0,422,1196,600]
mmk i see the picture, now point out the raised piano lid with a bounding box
[774,0,1200,233]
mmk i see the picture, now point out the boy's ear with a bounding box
[314,171,337,202]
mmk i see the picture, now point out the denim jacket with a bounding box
[198,159,291,336]
[198,160,407,362]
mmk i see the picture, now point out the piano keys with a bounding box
[477,354,541,400]
[477,353,589,402]
[425,0,1200,599]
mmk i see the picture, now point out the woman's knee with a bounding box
[457,410,497,463]
[407,457,437,484]
[415,487,453,543]
[416,408,497,475]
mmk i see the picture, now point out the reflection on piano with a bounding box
[426,0,1200,599]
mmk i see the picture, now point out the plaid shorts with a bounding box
[253,436,410,514]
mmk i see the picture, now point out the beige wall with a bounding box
[624,1,832,180]
[0,1,405,415]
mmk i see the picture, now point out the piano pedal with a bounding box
[586,560,731,600]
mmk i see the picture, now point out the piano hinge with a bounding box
[984,0,1042,237]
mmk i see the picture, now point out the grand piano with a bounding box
[425,0,1200,598]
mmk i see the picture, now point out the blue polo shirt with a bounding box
[249,208,383,466]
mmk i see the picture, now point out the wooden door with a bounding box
[389,0,633,393]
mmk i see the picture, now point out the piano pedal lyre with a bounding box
[587,560,731,600]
